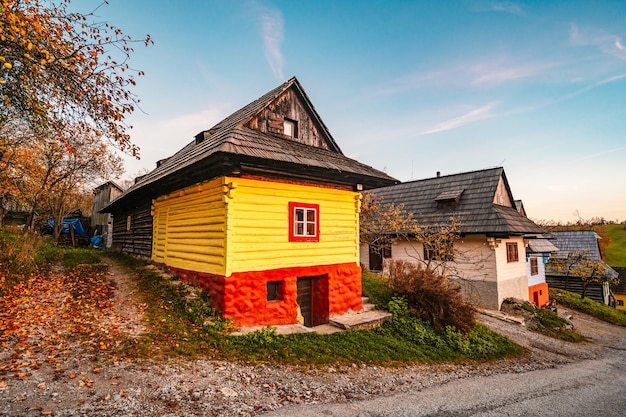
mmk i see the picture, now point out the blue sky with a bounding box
[90,0,625,222]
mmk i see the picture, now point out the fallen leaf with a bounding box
[37,382,45,389]
[104,393,111,400]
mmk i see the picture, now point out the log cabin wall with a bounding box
[111,201,153,258]
[245,89,330,150]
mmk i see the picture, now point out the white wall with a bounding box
[527,255,547,287]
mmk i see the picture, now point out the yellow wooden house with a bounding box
[103,77,397,327]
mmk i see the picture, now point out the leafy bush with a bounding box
[388,260,476,333]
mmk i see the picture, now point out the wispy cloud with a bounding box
[472,1,526,16]
[570,23,626,60]
[470,60,556,85]
[489,2,525,16]
[420,102,499,135]
[372,58,554,97]
[255,3,285,80]
[557,73,626,102]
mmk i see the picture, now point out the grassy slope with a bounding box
[550,288,626,327]
[604,224,626,267]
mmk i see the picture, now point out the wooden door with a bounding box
[297,277,312,327]
[297,275,329,327]
[369,246,383,271]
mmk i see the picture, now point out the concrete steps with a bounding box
[328,297,392,331]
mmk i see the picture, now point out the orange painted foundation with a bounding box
[528,282,549,308]
[166,263,363,327]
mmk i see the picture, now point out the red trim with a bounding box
[288,202,320,242]
[166,263,362,327]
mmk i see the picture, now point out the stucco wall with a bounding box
[494,236,529,306]
[527,255,547,287]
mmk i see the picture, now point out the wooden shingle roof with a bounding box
[550,231,604,261]
[371,167,546,236]
[547,231,619,279]
[103,77,397,212]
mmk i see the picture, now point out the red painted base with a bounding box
[529,282,549,308]
[166,263,363,327]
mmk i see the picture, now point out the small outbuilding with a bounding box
[102,77,397,327]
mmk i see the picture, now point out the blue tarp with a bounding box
[45,218,89,238]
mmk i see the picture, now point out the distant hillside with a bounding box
[605,224,626,267]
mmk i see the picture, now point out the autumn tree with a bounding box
[548,250,617,299]
[360,192,475,331]
[0,0,152,155]
[0,119,33,224]
[360,192,462,276]
[8,125,122,238]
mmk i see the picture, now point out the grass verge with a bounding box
[550,288,626,327]
[106,252,525,364]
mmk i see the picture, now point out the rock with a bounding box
[220,387,238,398]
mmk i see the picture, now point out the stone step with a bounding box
[362,303,376,312]
[361,296,370,304]
[329,310,392,331]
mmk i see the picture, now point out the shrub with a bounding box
[388,259,476,333]
[0,228,61,276]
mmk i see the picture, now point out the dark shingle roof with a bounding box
[371,167,546,235]
[548,231,618,279]
[103,77,396,212]
[550,231,603,261]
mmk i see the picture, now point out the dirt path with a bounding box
[1,258,624,416]
[101,257,147,338]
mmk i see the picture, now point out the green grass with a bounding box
[550,288,626,327]
[361,270,393,308]
[604,224,626,267]
[105,251,524,364]
[62,247,103,270]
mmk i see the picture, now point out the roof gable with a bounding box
[371,167,545,235]
[102,77,397,212]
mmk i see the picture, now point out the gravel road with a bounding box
[263,310,626,417]
[1,260,625,416]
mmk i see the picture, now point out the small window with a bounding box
[506,242,519,263]
[617,299,624,307]
[267,281,283,301]
[530,257,538,275]
[126,215,132,232]
[283,118,297,138]
[289,202,319,242]
[423,241,454,261]
[382,243,392,259]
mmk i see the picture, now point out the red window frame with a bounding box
[289,202,319,242]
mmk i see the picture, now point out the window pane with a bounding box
[306,209,316,222]
[295,209,304,222]
[307,223,316,236]
[284,120,294,137]
[296,223,304,235]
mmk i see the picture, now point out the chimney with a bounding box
[436,171,441,177]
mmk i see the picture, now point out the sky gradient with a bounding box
[90,0,625,223]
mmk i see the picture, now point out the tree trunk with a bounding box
[581,280,588,299]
